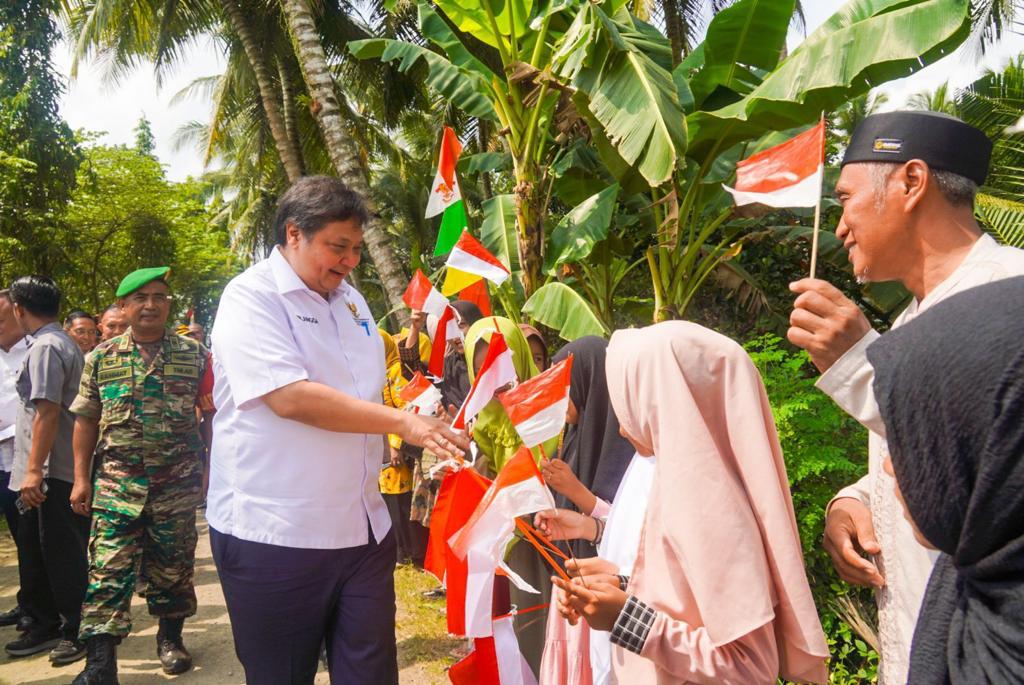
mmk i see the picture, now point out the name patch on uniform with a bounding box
[165,364,199,379]
[873,138,903,154]
[97,367,132,384]
[170,353,198,365]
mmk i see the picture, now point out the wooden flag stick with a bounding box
[809,195,823,279]
[809,112,827,280]
[536,439,587,587]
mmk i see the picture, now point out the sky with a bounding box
[53,2,1024,182]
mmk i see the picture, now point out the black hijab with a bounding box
[552,337,635,556]
[440,301,484,408]
[867,276,1024,685]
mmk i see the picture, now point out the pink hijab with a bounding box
[605,322,828,682]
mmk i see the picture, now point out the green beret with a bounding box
[116,267,171,298]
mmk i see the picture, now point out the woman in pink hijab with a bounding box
[553,321,828,684]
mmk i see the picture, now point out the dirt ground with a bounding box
[0,514,459,685]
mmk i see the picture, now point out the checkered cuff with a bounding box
[610,595,656,654]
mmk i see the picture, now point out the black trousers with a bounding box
[16,478,90,638]
[383,492,415,564]
[0,470,21,610]
[211,526,398,685]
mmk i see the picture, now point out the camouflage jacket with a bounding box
[70,328,209,517]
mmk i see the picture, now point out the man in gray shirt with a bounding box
[4,276,89,666]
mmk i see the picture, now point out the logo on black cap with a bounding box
[873,138,903,154]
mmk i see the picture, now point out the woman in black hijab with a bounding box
[867,276,1024,684]
[543,336,634,557]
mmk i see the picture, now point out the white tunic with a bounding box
[207,247,390,550]
[819,234,1024,684]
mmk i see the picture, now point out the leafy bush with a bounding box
[745,334,879,684]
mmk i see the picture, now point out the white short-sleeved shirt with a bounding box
[0,338,28,472]
[207,247,390,549]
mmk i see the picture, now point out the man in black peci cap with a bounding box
[787,111,1024,683]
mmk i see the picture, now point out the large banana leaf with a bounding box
[560,7,687,186]
[432,0,535,49]
[349,39,498,120]
[544,184,619,273]
[687,0,971,163]
[480,194,520,271]
[522,282,609,340]
[459,151,512,174]
[686,0,795,109]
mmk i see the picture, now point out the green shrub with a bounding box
[745,334,879,684]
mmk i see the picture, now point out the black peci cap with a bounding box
[841,111,992,186]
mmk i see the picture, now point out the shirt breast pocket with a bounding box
[98,378,133,425]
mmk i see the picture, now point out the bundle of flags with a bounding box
[449,615,537,685]
[447,447,556,637]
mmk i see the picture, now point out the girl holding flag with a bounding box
[552,322,829,684]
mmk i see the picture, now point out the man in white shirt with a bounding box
[788,111,1024,684]
[208,176,469,685]
[0,291,27,629]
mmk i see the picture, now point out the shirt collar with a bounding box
[268,246,350,300]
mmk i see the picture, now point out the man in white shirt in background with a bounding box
[208,176,469,685]
[788,111,1024,684]
[0,290,28,631]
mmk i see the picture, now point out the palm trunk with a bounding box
[279,58,304,169]
[281,0,410,318]
[661,0,685,67]
[222,0,305,182]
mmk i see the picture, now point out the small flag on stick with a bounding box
[451,328,517,431]
[723,116,827,278]
[499,355,573,448]
[426,127,463,218]
[403,269,449,318]
[443,231,511,296]
[428,305,463,378]
[448,448,556,637]
[399,372,443,412]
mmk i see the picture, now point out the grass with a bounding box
[394,563,462,683]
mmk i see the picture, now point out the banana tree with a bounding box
[351,0,687,299]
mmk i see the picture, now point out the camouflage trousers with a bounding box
[79,500,198,640]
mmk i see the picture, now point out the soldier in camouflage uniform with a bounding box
[67,267,213,685]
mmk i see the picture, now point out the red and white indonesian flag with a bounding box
[448,615,537,685]
[451,327,517,432]
[403,269,449,318]
[499,355,573,448]
[426,127,463,218]
[428,305,463,378]
[442,231,511,296]
[448,448,555,637]
[398,372,442,412]
[723,118,825,208]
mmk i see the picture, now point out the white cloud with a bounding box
[53,36,225,182]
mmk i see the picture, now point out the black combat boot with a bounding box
[156,617,192,675]
[70,634,119,685]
